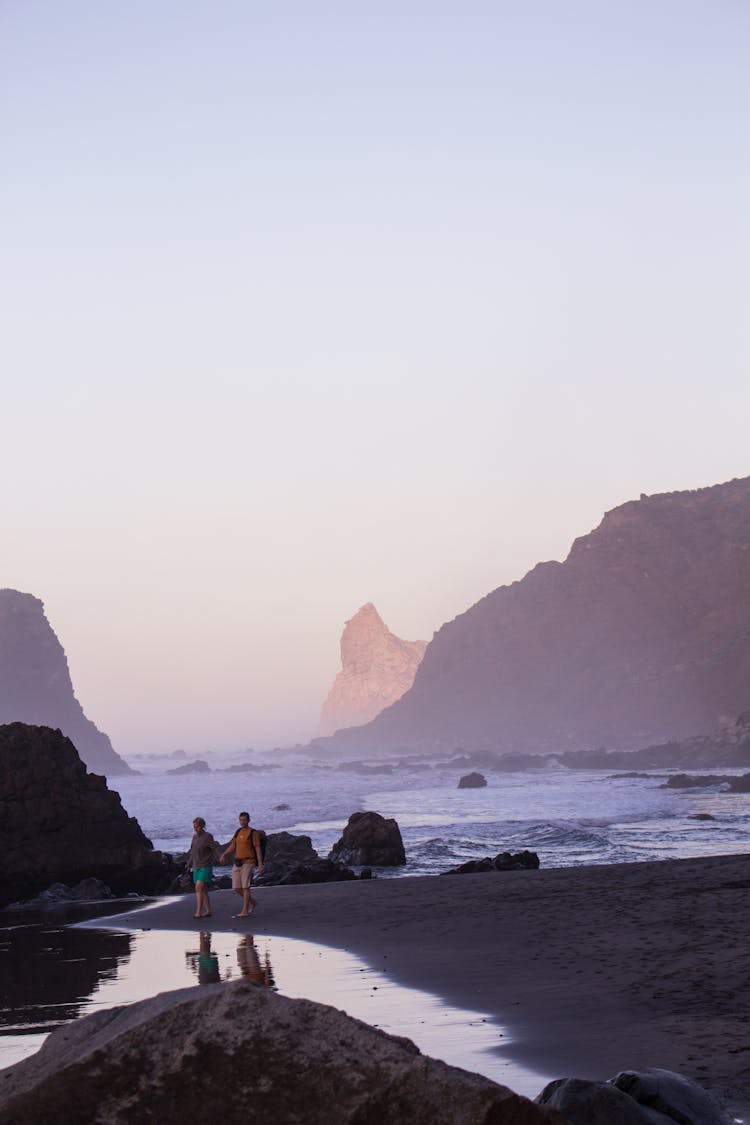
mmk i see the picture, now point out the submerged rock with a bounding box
[0,980,566,1123]
[328,810,406,866]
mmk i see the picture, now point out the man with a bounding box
[220,811,264,917]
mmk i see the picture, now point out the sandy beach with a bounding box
[105,853,750,1116]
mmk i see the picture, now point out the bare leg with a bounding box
[194,879,204,918]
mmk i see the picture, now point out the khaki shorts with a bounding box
[232,861,255,890]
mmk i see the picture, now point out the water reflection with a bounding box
[236,935,274,988]
[0,917,132,1033]
[1,916,550,1099]
[184,933,276,989]
[185,932,220,985]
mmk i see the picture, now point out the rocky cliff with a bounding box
[316,603,427,736]
[0,588,130,775]
[315,476,750,757]
[0,722,167,906]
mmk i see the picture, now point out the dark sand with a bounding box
[105,854,750,1115]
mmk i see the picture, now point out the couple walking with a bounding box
[187,811,265,919]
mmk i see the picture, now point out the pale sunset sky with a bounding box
[2,2,748,753]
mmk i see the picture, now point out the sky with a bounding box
[1,1,748,755]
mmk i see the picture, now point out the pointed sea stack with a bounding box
[0,588,131,775]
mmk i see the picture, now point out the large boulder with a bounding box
[613,1068,731,1125]
[0,980,566,1123]
[255,832,357,886]
[537,1070,731,1125]
[328,810,406,866]
[537,1077,675,1123]
[0,722,173,905]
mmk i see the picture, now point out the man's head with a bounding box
[239,811,250,825]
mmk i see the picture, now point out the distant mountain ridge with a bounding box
[0,589,131,776]
[314,476,750,758]
[316,603,426,737]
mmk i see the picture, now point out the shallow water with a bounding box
[0,908,549,1100]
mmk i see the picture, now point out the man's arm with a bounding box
[219,831,237,864]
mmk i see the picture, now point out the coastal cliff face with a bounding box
[316,603,427,736]
[0,723,159,906]
[0,588,131,775]
[317,476,750,757]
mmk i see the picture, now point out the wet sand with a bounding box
[109,853,750,1114]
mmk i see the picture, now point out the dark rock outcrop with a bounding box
[0,588,131,775]
[458,771,487,788]
[254,832,357,886]
[315,477,750,758]
[0,723,172,906]
[166,759,211,775]
[537,1069,731,1124]
[328,810,406,866]
[316,602,427,736]
[0,980,565,1124]
[444,851,540,875]
[612,1067,731,1125]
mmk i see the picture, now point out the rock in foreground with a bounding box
[328,810,406,866]
[0,980,566,1124]
[537,1068,731,1124]
[0,722,171,906]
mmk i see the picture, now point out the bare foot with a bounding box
[234,912,249,918]
[193,913,202,918]
[248,900,257,914]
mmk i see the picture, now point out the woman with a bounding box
[186,816,217,919]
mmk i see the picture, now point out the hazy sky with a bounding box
[2,1,748,754]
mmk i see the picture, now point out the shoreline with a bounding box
[88,853,750,1116]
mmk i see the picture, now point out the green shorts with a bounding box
[192,867,213,886]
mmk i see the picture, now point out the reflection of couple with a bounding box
[185,933,274,989]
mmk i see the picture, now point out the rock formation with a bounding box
[316,602,427,736]
[458,771,487,788]
[254,831,358,886]
[0,979,565,1123]
[0,722,171,906]
[0,588,131,775]
[537,1068,731,1124]
[328,810,406,866]
[315,476,750,758]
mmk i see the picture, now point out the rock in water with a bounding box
[0,588,131,775]
[0,980,567,1123]
[316,602,427,736]
[0,722,167,906]
[328,810,406,866]
[458,771,488,788]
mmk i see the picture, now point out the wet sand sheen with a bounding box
[89,853,750,1117]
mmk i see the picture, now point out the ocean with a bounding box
[114,749,750,873]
